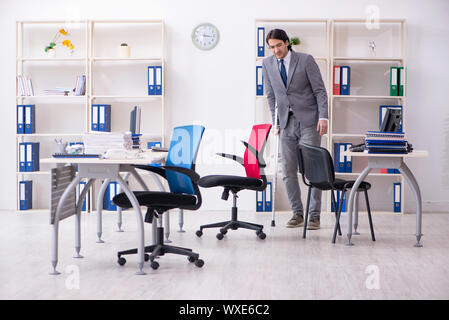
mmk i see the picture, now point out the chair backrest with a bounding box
[297,142,335,186]
[165,125,205,194]
[244,124,272,179]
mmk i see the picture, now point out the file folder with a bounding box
[256,66,263,96]
[26,142,39,172]
[257,27,265,57]
[91,105,99,131]
[340,191,346,212]
[148,66,155,95]
[333,143,346,172]
[345,143,352,173]
[340,66,350,95]
[387,169,400,174]
[390,67,398,96]
[331,191,340,212]
[393,182,401,213]
[398,67,405,96]
[155,66,163,95]
[379,105,403,132]
[78,181,87,212]
[97,105,111,132]
[17,105,25,134]
[333,66,341,95]
[256,190,264,212]
[19,143,26,172]
[24,104,35,134]
[264,181,272,212]
[19,180,32,210]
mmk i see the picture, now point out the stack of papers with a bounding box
[83,132,133,155]
[42,88,73,96]
[365,131,407,154]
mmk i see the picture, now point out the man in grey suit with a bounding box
[262,29,328,230]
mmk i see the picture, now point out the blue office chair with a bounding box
[113,125,205,270]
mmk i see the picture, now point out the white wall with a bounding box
[1,0,448,213]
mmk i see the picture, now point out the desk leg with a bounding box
[116,173,131,232]
[399,162,424,247]
[178,209,185,233]
[116,175,146,275]
[346,166,372,246]
[74,178,95,258]
[50,174,82,275]
[353,192,360,235]
[96,178,110,243]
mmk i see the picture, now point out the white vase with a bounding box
[46,48,56,58]
[119,45,131,58]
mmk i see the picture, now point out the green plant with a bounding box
[290,37,300,46]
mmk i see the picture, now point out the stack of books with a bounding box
[42,75,86,96]
[74,75,86,96]
[365,131,407,154]
[17,75,34,96]
[42,88,73,96]
[83,132,132,155]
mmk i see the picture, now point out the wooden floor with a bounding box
[1,209,449,300]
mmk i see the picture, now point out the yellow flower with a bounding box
[69,44,75,50]
[59,28,68,36]
[62,40,71,47]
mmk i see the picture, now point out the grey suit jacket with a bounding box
[262,51,328,129]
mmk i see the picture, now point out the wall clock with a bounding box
[191,23,219,50]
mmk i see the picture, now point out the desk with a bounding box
[42,153,166,275]
[341,150,428,247]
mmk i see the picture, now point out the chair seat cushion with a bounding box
[113,191,197,209]
[199,175,264,189]
[333,179,371,191]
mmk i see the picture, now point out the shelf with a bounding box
[332,134,365,138]
[332,95,404,100]
[333,57,403,62]
[16,171,50,175]
[91,57,162,62]
[335,172,402,178]
[91,95,162,100]
[17,58,87,62]
[256,56,328,62]
[16,133,84,138]
[16,95,87,99]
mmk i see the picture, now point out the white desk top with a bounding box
[41,152,167,165]
[342,150,429,158]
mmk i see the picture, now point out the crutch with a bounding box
[271,104,280,227]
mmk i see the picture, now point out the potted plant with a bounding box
[44,28,75,57]
[290,37,301,51]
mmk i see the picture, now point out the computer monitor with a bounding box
[380,107,402,132]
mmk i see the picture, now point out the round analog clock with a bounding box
[191,23,220,50]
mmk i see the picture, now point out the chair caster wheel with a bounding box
[150,261,159,270]
[144,254,151,262]
[188,256,196,263]
[117,257,126,266]
[196,230,203,237]
[216,233,224,240]
[195,259,204,268]
[258,232,266,240]
[219,228,227,235]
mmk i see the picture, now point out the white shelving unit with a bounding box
[15,20,166,212]
[254,18,407,214]
[329,19,407,214]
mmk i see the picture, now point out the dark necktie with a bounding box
[280,59,287,87]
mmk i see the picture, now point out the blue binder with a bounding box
[387,169,400,174]
[257,27,265,57]
[379,105,403,133]
[17,105,25,134]
[333,143,346,172]
[25,142,39,172]
[103,181,118,210]
[264,181,272,212]
[345,143,352,173]
[340,66,350,95]
[91,105,99,131]
[337,190,347,212]
[148,66,155,95]
[331,191,340,212]
[78,181,87,211]
[24,105,36,134]
[19,180,32,210]
[256,66,263,96]
[155,66,163,95]
[19,143,26,172]
[393,182,401,213]
[256,190,264,212]
[97,105,111,132]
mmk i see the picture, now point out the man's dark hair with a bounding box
[266,29,291,51]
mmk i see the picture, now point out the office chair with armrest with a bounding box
[196,124,272,240]
[297,143,375,243]
[113,125,205,270]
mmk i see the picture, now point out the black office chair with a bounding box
[297,142,375,243]
[196,124,272,240]
[113,125,205,270]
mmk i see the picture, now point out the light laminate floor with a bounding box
[1,209,448,300]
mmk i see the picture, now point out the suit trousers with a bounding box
[280,113,322,219]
